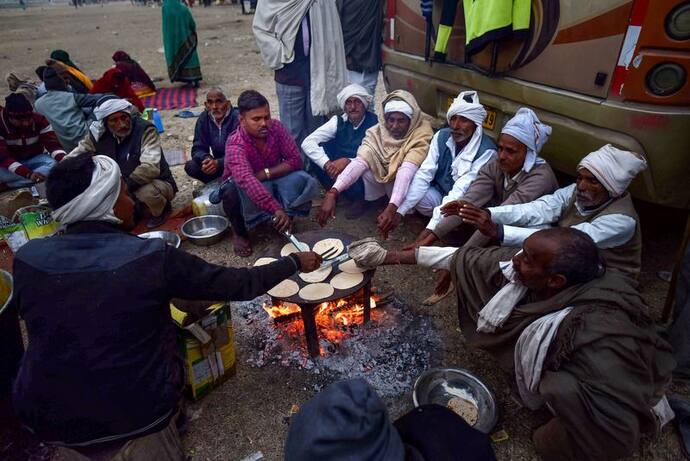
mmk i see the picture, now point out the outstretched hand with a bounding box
[317,190,338,227]
[457,203,498,239]
[440,199,472,217]
[377,204,400,239]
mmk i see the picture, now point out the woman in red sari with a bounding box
[112,51,157,98]
[90,68,145,112]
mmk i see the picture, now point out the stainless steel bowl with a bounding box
[181,215,229,246]
[412,368,498,433]
[138,231,181,249]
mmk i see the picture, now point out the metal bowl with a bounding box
[181,215,229,246]
[412,368,498,433]
[138,231,181,249]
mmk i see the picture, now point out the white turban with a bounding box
[577,144,647,197]
[52,155,123,227]
[383,99,413,119]
[446,90,487,125]
[337,83,373,112]
[89,99,135,141]
[502,108,551,173]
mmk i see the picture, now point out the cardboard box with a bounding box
[170,302,237,400]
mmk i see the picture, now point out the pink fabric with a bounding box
[389,161,419,207]
[333,157,368,193]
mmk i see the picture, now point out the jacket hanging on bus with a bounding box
[463,0,531,56]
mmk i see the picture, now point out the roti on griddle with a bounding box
[330,271,364,290]
[281,242,310,256]
[338,259,366,274]
[299,283,334,301]
[299,264,332,283]
[312,238,344,259]
[268,279,299,298]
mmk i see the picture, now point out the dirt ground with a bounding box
[0,3,688,461]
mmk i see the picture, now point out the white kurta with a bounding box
[488,183,636,248]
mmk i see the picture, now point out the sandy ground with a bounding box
[0,3,688,461]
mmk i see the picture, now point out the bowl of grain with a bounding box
[412,368,498,433]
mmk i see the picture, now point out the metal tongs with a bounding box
[319,252,350,269]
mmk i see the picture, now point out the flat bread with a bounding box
[312,238,344,259]
[268,279,299,298]
[338,259,366,274]
[299,283,334,301]
[280,242,310,256]
[299,265,332,283]
[447,397,479,426]
[330,272,364,290]
[253,257,276,266]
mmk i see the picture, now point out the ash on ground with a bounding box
[233,296,441,397]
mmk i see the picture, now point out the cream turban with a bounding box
[446,90,487,126]
[577,144,647,197]
[89,99,135,141]
[502,108,552,173]
[336,83,373,112]
[383,99,413,119]
[52,155,123,227]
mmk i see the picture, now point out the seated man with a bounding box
[34,67,109,152]
[184,87,240,183]
[394,91,496,226]
[11,154,321,460]
[218,90,319,257]
[407,107,559,249]
[301,84,378,218]
[69,99,177,228]
[0,93,66,190]
[349,228,674,461]
[457,144,647,277]
[317,90,433,237]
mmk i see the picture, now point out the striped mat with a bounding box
[141,86,198,110]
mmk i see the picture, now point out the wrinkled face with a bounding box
[512,234,559,291]
[240,105,271,139]
[385,112,411,140]
[576,168,610,208]
[497,134,527,176]
[448,115,476,146]
[344,97,366,125]
[113,178,136,230]
[106,111,132,138]
[205,90,230,122]
[7,114,33,130]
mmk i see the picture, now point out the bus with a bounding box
[382,0,690,208]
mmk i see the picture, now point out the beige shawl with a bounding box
[357,90,433,183]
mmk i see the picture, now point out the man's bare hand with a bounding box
[440,199,472,217]
[293,251,322,272]
[401,229,437,251]
[317,190,338,227]
[273,209,291,233]
[458,203,498,239]
[30,172,45,183]
[324,158,351,179]
[201,158,219,175]
[377,204,399,239]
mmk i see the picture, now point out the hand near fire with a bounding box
[457,203,499,240]
[293,251,322,272]
[317,189,338,227]
[347,237,388,270]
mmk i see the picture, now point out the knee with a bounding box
[184,160,200,178]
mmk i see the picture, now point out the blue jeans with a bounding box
[221,171,319,232]
[0,154,57,189]
[275,82,325,162]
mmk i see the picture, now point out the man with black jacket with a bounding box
[10,154,321,460]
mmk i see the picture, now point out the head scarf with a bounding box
[577,144,647,197]
[336,83,372,112]
[112,50,131,63]
[284,378,405,461]
[4,93,33,115]
[501,108,551,173]
[383,99,413,119]
[50,49,79,71]
[89,99,135,141]
[52,155,123,226]
[446,90,491,180]
[43,67,67,92]
[358,90,434,183]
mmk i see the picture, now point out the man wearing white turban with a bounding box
[389,90,497,232]
[69,98,177,229]
[458,144,648,277]
[11,154,322,459]
[301,84,378,218]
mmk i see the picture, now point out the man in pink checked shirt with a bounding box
[216,90,319,257]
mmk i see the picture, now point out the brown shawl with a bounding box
[357,90,433,183]
[451,246,675,460]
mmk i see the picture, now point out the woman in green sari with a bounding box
[162,0,203,86]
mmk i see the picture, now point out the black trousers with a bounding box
[184,158,223,184]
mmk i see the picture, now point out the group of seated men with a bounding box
[0,75,677,460]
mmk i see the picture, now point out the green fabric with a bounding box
[434,24,453,54]
[462,0,530,51]
[50,50,79,71]
[162,0,202,83]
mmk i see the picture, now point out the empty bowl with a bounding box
[181,215,229,246]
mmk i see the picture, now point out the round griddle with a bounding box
[259,230,374,304]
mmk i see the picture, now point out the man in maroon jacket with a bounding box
[0,93,65,190]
